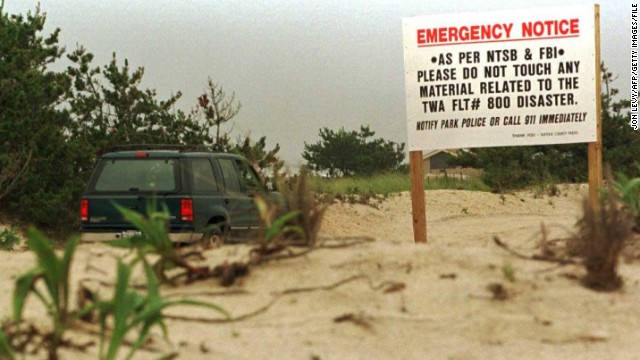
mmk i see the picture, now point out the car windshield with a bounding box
[93,158,178,192]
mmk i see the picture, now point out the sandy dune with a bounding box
[2,184,640,359]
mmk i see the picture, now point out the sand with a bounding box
[2,184,640,359]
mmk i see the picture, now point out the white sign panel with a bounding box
[403,5,597,151]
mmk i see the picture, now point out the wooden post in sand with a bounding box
[588,4,603,210]
[409,151,426,243]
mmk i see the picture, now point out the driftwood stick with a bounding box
[278,274,367,295]
[493,236,578,265]
[163,274,369,323]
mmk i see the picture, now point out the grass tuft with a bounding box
[571,193,634,291]
[311,172,489,197]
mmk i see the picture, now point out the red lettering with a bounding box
[492,25,500,38]
[481,25,491,39]
[426,28,438,43]
[522,22,533,37]
[417,29,426,44]
[415,23,516,45]
[521,18,581,38]
[458,26,466,40]
[448,26,458,41]
[470,25,479,40]
[570,18,579,34]
[459,26,470,41]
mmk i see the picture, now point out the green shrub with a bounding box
[302,126,405,177]
[0,229,20,251]
[612,169,640,228]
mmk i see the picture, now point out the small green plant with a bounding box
[13,228,83,360]
[532,183,545,199]
[89,203,229,358]
[461,207,469,215]
[278,168,327,245]
[107,201,208,284]
[501,261,516,282]
[0,228,20,251]
[612,169,640,228]
[255,196,303,245]
[0,329,15,360]
[548,183,560,197]
[532,182,561,199]
[96,259,228,360]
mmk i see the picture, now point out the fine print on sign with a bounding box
[403,5,597,151]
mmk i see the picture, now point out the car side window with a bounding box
[218,159,242,194]
[234,159,262,193]
[190,158,218,193]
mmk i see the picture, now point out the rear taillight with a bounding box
[80,199,88,222]
[180,198,193,222]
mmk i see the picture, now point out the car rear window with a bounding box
[93,158,179,192]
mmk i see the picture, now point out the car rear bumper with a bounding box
[80,231,204,243]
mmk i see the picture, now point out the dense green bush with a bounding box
[0,6,78,233]
[303,126,405,177]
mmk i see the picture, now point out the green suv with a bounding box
[80,148,275,244]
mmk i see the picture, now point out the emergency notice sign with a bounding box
[402,5,597,151]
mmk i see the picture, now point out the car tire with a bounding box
[201,223,225,248]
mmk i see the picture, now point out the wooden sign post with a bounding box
[588,5,603,210]
[409,150,427,243]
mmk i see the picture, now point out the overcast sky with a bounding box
[3,0,631,166]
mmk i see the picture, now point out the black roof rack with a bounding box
[107,144,213,152]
